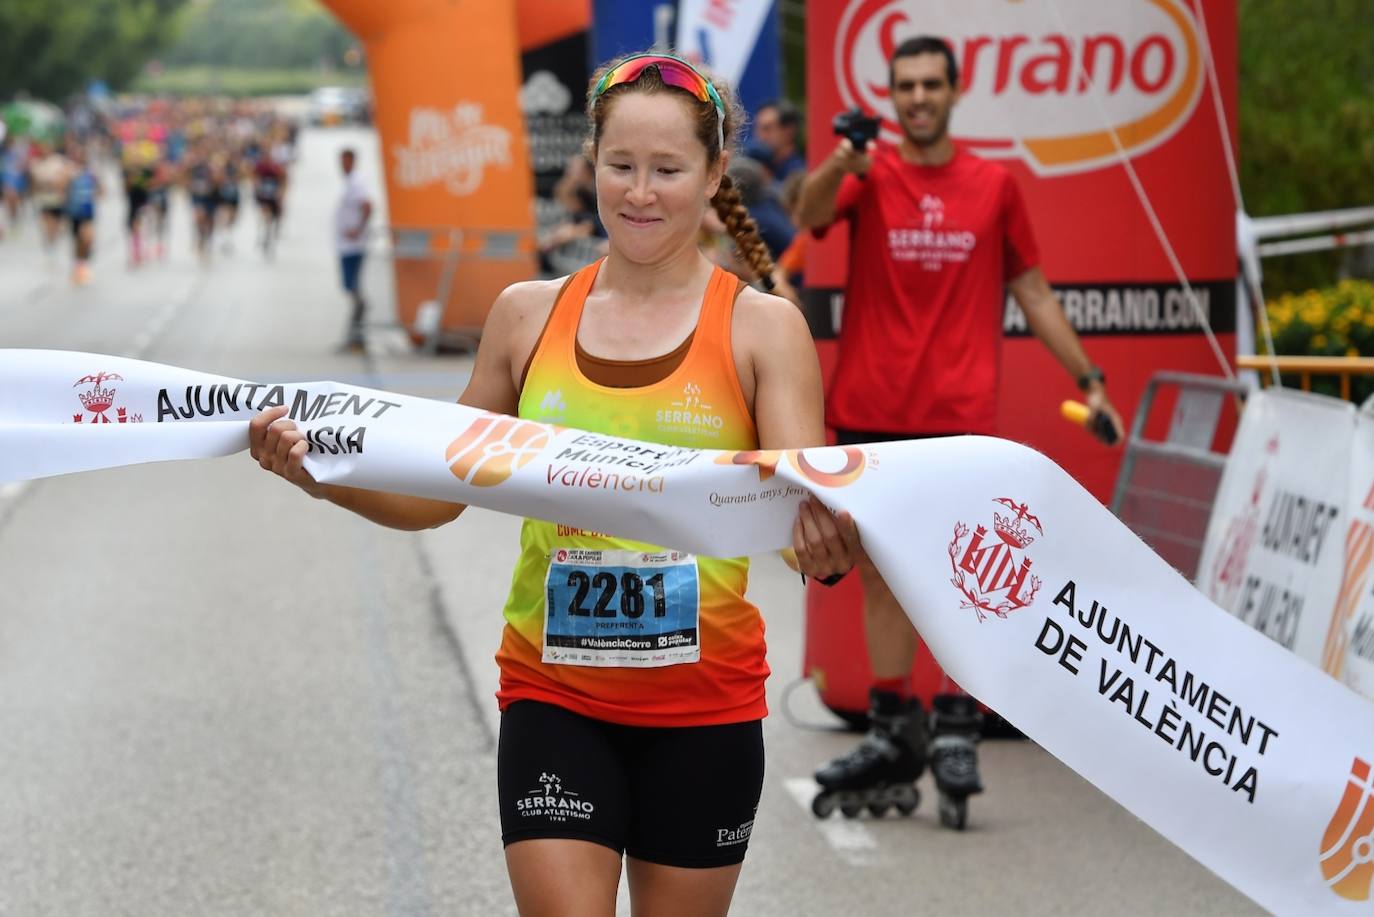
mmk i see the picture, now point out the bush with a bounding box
[130,66,365,98]
[1264,279,1374,401]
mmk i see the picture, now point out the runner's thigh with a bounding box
[624,719,765,868]
[497,700,631,854]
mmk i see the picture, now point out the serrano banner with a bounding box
[4,349,1374,913]
[804,0,1239,501]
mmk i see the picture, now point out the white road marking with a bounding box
[121,279,197,361]
[783,777,878,866]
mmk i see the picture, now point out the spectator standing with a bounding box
[796,36,1124,829]
[335,147,373,352]
[726,156,794,261]
[749,99,805,182]
[538,155,608,273]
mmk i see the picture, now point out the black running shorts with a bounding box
[126,187,149,227]
[497,700,765,868]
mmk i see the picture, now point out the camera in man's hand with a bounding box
[832,108,880,153]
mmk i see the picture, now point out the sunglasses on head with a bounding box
[593,53,725,151]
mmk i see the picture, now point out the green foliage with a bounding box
[158,0,360,71]
[131,65,365,98]
[779,0,806,113]
[0,0,187,99]
[0,0,355,101]
[1265,280,1374,400]
[1239,0,1374,294]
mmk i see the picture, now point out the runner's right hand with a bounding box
[829,138,871,176]
[250,405,323,497]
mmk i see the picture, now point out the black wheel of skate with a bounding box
[839,798,864,818]
[867,800,891,817]
[895,789,920,816]
[939,795,968,830]
[811,793,836,819]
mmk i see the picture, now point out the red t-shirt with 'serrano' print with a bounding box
[820,143,1040,435]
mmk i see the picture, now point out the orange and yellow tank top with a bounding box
[495,259,768,727]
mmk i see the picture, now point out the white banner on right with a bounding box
[1198,389,1354,666]
[1326,400,1374,693]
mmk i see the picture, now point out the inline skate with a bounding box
[812,689,925,819]
[928,693,984,830]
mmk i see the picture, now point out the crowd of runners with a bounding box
[0,97,299,283]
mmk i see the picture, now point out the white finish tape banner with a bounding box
[5,350,1374,914]
[1198,389,1353,665]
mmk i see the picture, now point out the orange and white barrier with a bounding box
[319,0,538,334]
[5,349,1374,913]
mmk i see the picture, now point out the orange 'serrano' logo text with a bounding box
[446,414,550,487]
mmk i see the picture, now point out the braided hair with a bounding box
[710,173,775,288]
[587,53,777,290]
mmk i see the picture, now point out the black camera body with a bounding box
[832,108,880,152]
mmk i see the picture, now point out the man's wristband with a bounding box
[1077,365,1106,392]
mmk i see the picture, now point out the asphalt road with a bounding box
[0,124,1258,916]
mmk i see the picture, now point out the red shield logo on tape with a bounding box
[72,371,142,424]
[949,498,1043,621]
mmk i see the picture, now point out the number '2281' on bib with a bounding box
[543,548,700,667]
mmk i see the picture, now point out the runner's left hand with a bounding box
[792,498,861,581]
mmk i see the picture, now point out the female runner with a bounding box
[250,53,858,916]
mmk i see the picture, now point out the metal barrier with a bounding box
[1110,372,1249,581]
[1237,355,1374,402]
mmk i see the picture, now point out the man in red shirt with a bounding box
[797,36,1123,828]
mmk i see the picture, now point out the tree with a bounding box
[1239,0,1374,293]
[0,0,187,100]
[157,0,358,71]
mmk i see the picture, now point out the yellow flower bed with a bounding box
[1264,279,1374,400]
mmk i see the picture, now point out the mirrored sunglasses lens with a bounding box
[653,65,710,102]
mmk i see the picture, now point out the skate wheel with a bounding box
[895,789,920,816]
[867,801,891,817]
[811,793,836,819]
[939,795,968,830]
[839,799,864,818]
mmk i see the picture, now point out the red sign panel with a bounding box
[805,0,1238,500]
